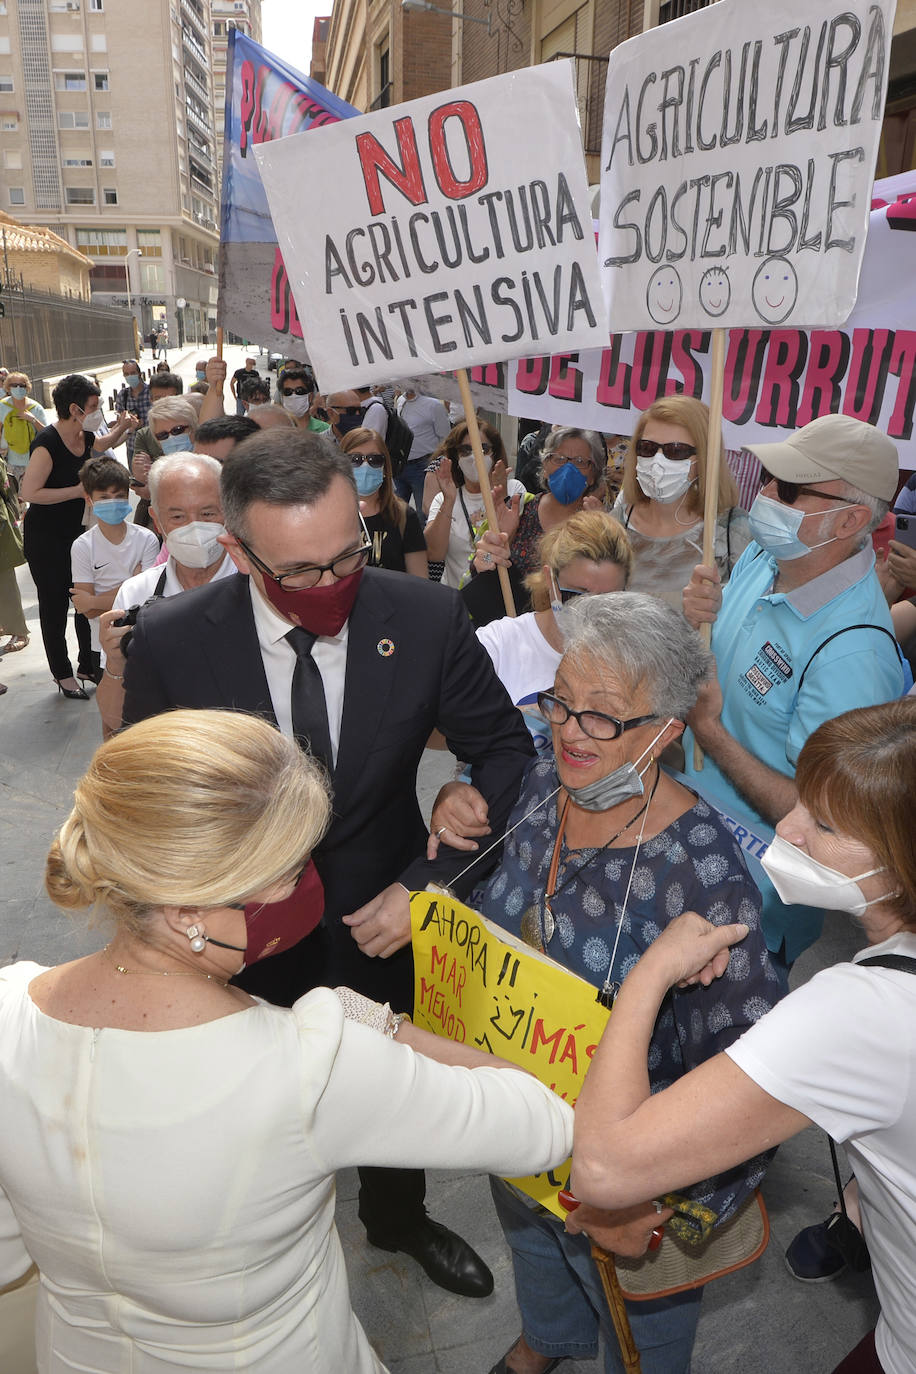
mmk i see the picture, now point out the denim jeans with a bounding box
[491,1179,702,1374]
[394,458,429,522]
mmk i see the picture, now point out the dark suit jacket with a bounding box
[122,569,534,1006]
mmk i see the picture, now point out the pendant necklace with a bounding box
[104,944,228,988]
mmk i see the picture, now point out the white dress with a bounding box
[0,965,573,1373]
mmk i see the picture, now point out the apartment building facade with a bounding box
[210,0,261,184]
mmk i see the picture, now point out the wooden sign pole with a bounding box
[216,327,224,360]
[456,367,516,618]
[693,326,726,771]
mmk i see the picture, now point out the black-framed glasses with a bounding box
[281,386,309,397]
[237,531,372,590]
[153,423,190,441]
[457,443,492,458]
[349,452,385,468]
[332,404,362,417]
[537,692,656,741]
[635,439,697,461]
[759,468,851,506]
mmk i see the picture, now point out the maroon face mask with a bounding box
[258,567,364,637]
[241,861,326,962]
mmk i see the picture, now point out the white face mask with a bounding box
[458,453,491,484]
[761,833,890,917]
[164,520,226,569]
[636,453,694,504]
[282,393,312,418]
[80,407,104,433]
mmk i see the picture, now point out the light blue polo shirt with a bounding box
[683,541,904,963]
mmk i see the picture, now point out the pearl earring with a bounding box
[186,923,207,954]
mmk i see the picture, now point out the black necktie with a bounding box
[285,627,333,773]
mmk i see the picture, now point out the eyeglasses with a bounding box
[537,692,656,742]
[153,423,190,441]
[237,532,372,590]
[635,439,697,461]
[457,443,492,458]
[281,386,309,397]
[759,468,851,506]
[332,405,362,417]
[545,452,595,472]
[349,452,385,468]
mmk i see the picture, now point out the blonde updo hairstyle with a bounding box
[46,710,332,936]
[525,510,634,611]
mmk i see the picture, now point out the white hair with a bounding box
[147,397,198,432]
[148,453,223,513]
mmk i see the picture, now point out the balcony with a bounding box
[183,64,209,105]
[180,23,207,65]
[185,101,212,136]
[552,52,608,157]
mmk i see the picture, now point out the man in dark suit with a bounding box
[122,428,535,1298]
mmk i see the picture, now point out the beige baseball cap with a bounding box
[745,414,898,502]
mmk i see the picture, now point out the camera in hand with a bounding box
[112,599,154,655]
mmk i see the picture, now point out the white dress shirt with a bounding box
[248,578,348,765]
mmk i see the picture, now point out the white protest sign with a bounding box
[599,0,896,333]
[253,63,609,392]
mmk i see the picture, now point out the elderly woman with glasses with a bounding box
[611,397,750,612]
[456,593,782,1374]
[424,420,526,588]
[339,427,428,577]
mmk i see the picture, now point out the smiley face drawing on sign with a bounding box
[698,265,731,318]
[645,266,682,325]
[752,256,799,325]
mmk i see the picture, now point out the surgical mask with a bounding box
[160,432,193,455]
[195,369,207,382]
[259,566,364,637]
[564,719,673,813]
[80,408,104,432]
[335,410,364,435]
[459,453,491,484]
[9,385,27,400]
[761,834,891,917]
[282,393,312,418]
[547,462,588,505]
[164,520,226,569]
[636,453,694,504]
[125,374,142,390]
[247,401,269,412]
[0,388,6,399]
[353,464,384,496]
[92,498,132,525]
[747,494,851,561]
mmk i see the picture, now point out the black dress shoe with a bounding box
[488,1341,565,1374]
[366,1217,494,1297]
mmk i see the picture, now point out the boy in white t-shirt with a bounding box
[70,457,159,728]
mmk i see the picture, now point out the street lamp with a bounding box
[401,0,492,31]
[125,248,142,320]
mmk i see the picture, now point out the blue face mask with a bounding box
[93,498,132,525]
[748,493,851,562]
[9,385,27,400]
[547,462,589,505]
[160,433,193,455]
[125,374,142,389]
[353,463,385,496]
[195,369,207,381]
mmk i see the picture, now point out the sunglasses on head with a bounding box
[349,452,385,468]
[759,468,850,506]
[153,423,190,441]
[635,438,697,461]
[281,386,309,397]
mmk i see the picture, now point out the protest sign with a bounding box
[218,30,359,353]
[508,171,916,469]
[252,63,609,393]
[599,0,895,334]
[410,890,609,1218]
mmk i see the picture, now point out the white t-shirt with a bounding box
[428,478,526,588]
[726,930,916,1374]
[70,524,160,651]
[476,612,561,705]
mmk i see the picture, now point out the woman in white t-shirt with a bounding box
[571,699,916,1374]
[424,420,525,588]
[475,511,633,753]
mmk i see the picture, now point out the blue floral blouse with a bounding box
[474,757,783,1229]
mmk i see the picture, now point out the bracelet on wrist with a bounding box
[334,986,411,1038]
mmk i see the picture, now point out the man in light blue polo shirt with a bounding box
[682,414,903,971]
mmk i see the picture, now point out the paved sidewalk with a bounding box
[0,559,880,1372]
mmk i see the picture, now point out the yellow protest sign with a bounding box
[410,889,609,1219]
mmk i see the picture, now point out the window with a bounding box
[59,110,90,128]
[0,77,14,93]
[66,187,96,205]
[91,34,107,51]
[99,150,114,166]
[8,187,24,206]
[0,37,10,54]
[213,20,226,35]
[51,34,84,51]
[64,157,93,166]
[89,0,103,9]
[1,117,17,131]
[93,71,109,91]
[54,71,87,90]
[96,110,111,128]
[3,149,21,169]
[140,262,166,292]
[103,187,117,204]
[76,228,127,255]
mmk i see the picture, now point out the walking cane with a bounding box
[558,1190,643,1373]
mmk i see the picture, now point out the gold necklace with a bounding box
[104,944,228,988]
